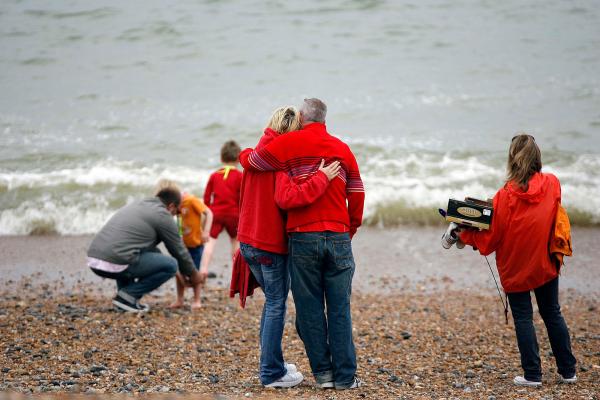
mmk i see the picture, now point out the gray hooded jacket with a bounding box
[87,197,195,276]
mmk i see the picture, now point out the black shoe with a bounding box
[207,271,217,279]
[112,294,149,313]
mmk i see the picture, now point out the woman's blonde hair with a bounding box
[267,106,302,133]
[506,133,542,190]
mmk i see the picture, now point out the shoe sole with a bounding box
[265,377,303,388]
[513,380,542,387]
[336,384,362,390]
[318,382,334,389]
[112,299,145,313]
[335,379,362,390]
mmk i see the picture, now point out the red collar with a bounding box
[302,122,327,134]
[263,127,282,138]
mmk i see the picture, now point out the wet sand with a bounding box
[1,227,599,294]
[0,227,599,398]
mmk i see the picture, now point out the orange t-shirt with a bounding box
[180,194,208,248]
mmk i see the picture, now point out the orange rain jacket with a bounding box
[549,203,573,268]
[460,172,561,293]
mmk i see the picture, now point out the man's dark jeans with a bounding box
[507,277,576,381]
[289,231,357,388]
[91,248,177,300]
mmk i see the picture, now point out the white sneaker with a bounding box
[318,381,334,389]
[513,376,542,387]
[284,363,297,374]
[560,374,577,384]
[265,371,304,388]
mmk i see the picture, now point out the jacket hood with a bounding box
[506,172,547,203]
[263,127,282,139]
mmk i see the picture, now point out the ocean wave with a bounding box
[0,202,115,235]
[20,57,55,66]
[0,160,213,235]
[361,153,600,227]
[24,7,117,20]
[0,153,599,235]
[0,159,211,191]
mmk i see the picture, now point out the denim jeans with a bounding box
[507,277,577,381]
[240,243,290,385]
[91,248,178,300]
[289,232,357,388]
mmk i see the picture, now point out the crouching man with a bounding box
[87,181,202,312]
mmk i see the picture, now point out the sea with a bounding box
[1,0,599,235]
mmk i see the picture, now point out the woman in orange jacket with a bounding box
[460,134,576,387]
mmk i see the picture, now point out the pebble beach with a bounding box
[1,228,599,399]
[2,1,600,398]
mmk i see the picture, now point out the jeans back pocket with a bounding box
[332,240,355,270]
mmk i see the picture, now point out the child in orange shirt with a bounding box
[170,191,213,309]
[201,140,243,275]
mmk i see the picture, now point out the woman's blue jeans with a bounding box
[240,243,290,385]
[507,277,577,381]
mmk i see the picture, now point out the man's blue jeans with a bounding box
[92,248,177,300]
[289,232,357,388]
[507,277,576,381]
[240,243,289,385]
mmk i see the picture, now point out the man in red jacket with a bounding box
[239,98,365,390]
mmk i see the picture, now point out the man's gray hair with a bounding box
[300,98,327,123]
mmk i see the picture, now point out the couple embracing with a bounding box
[237,98,365,389]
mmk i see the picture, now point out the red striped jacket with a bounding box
[238,128,330,254]
[239,122,365,236]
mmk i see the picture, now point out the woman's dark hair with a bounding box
[221,140,241,163]
[506,134,542,190]
[155,179,181,208]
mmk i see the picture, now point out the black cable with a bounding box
[484,255,509,324]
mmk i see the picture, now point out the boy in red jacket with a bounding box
[240,98,365,390]
[201,141,243,277]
